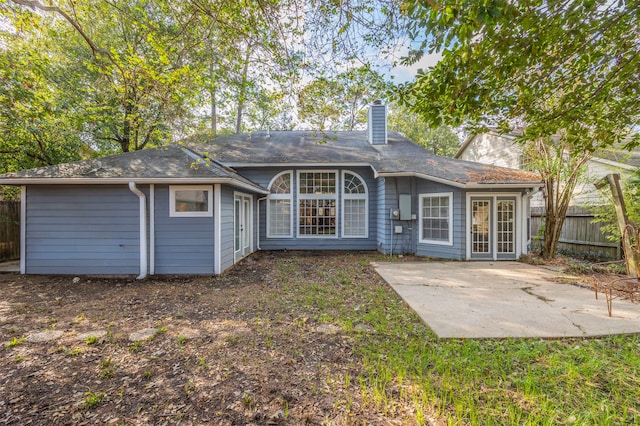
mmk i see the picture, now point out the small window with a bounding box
[169,185,213,217]
[419,193,453,245]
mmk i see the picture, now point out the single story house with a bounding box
[0,104,542,277]
[456,131,640,208]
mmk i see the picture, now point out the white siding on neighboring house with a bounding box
[458,132,638,208]
[458,133,522,169]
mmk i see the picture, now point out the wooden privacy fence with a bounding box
[0,201,20,261]
[531,206,621,260]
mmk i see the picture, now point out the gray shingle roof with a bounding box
[185,130,541,185]
[0,146,267,193]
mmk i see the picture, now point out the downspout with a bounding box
[257,196,267,250]
[128,182,147,280]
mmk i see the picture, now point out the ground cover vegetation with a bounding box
[1,251,639,424]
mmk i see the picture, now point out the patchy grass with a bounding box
[0,251,638,424]
[259,252,640,424]
[5,336,25,348]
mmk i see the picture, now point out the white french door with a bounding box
[469,196,517,260]
[234,193,252,262]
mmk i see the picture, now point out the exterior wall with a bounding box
[219,185,235,272]
[237,166,378,251]
[376,178,387,252]
[378,176,415,255]
[377,177,466,259]
[153,185,214,274]
[416,181,466,259]
[459,133,522,169]
[25,185,140,274]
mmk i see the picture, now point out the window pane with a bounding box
[422,196,449,242]
[299,199,336,235]
[269,200,291,237]
[344,173,365,194]
[497,200,515,253]
[270,173,291,194]
[175,190,209,212]
[344,199,366,236]
[299,172,336,194]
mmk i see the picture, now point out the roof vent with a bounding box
[368,100,387,145]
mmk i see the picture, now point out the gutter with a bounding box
[128,182,148,280]
[0,177,269,195]
[377,171,542,189]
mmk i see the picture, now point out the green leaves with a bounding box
[398,0,639,152]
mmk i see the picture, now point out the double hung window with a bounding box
[342,172,367,237]
[267,172,293,237]
[419,193,453,245]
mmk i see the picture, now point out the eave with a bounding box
[0,177,270,195]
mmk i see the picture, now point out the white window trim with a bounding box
[266,171,293,238]
[419,192,454,246]
[169,185,213,217]
[341,170,368,238]
[297,169,339,239]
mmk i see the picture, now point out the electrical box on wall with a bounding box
[394,226,403,234]
[390,209,399,219]
[399,194,412,220]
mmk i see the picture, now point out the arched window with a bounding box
[267,171,293,237]
[342,171,368,238]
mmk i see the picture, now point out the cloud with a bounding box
[389,52,442,83]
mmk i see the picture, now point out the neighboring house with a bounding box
[456,131,640,207]
[0,104,541,277]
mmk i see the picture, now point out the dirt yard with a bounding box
[1,251,426,425]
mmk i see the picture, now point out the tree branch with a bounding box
[10,0,113,63]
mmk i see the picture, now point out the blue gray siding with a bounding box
[237,167,378,251]
[377,177,466,259]
[153,185,214,274]
[219,186,235,272]
[415,180,466,260]
[367,104,387,145]
[376,178,387,252]
[25,185,140,274]
[378,177,419,255]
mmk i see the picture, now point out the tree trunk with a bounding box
[210,83,217,137]
[209,59,217,137]
[121,102,132,153]
[235,44,251,134]
[606,173,639,277]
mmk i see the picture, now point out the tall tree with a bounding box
[5,0,209,153]
[298,66,389,130]
[397,0,640,151]
[522,135,592,258]
[387,105,460,156]
[0,14,85,172]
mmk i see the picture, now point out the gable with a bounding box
[456,133,522,169]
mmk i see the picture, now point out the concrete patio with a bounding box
[373,261,640,338]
